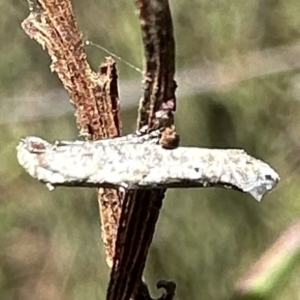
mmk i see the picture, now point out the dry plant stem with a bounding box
[22,1,176,299]
[135,0,177,129]
[106,0,177,300]
[22,0,123,267]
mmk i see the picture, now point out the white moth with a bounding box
[17,135,279,201]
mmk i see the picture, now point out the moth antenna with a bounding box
[85,39,142,74]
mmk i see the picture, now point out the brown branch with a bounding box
[106,0,178,299]
[22,0,124,269]
[135,0,177,129]
[22,1,178,299]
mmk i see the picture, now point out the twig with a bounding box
[22,0,124,268]
[22,1,178,299]
[135,0,177,130]
[105,0,178,299]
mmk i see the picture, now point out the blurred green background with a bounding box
[1,0,300,299]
